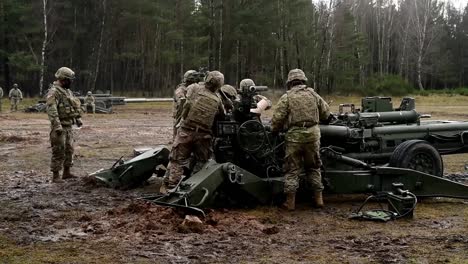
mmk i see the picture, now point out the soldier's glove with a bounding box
[322,113,336,125]
[75,118,83,128]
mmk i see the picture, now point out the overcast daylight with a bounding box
[0,0,467,263]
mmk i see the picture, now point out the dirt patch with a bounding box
[0,100,467,263]
[0,134,29,143]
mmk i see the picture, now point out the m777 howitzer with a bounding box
[92,95,468,219]
[321,96,468,176]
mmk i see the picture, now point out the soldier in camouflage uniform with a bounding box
[84,91,96,114]
[218,84,238,113]
[239,79,272,117]
[46,67,83,183]
[0,86,3,112]
[173,70,198,138]
[9,84,23,112]
[161,71,225,192]
[271,69,330,210]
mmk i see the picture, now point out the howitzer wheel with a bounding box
[237,120,267,153]
[95,101,107,109]
[389,140,443,177]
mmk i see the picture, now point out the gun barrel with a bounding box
[249,86,268,92]
[362,110,419,124]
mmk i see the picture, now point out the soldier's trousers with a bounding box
[164,128,212,188]
[10,98,19,111]
[86,103,95,113]
[283,140,324,193]
[50,126,74,172]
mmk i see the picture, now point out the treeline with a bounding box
[0,0,467,97]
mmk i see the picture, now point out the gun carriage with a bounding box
[92,92,468,218]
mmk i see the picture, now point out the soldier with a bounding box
[0,86,3,112]
[173,70,198,138]
[271,69,330,211]
[9,84,23,112]
[84,91,96,114]
[46,67,83,183]
[239,79,272,116]
[218,84,238,113]
[161,71,225,193]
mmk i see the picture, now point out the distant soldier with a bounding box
[0,86,3,112]
[9,84,23,112]
[84,91,96,114]
[161,71,225,192]
[271,69,330,210]
[173,70,198,138]
[239,79,272,117]
[46,67,83,183]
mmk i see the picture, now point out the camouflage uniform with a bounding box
[218,84,237,113]
[0,87,3,112]
[173,70,198,138]
[47,67,82,182]
[84,92,96,113]
[271,69,330,209]
[9,84,23,112]
[163,71,225,190]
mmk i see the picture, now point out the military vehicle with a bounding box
[92,92,468,219]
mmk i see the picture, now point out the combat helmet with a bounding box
[87,91,92,95]
[13,83,18,88]
[55,67,75,80]
[205,71,224,90]
[287,69,308,84]
[183,70,198,84]
[220,85,237,99]
[239,79,255,90]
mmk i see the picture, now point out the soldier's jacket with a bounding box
[46,82,82,129]
[185,82,203,101]
[271,85,330,143]
[9,88,23,99]
[84,95,95,105]
[0,87,3,98]
[173,83,189,125]
[181,83,224,132]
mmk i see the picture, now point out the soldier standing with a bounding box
[0,86,3,112]
[173,70,198,138]
[46,67,83,183]
[84,91,96,113]
[271,69,330,210]
[161,71,225,192]
[9,84,23,112]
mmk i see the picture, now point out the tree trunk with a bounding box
[0,0,10,89]
[218,0,223,71]
[93,0,107,92]
[38,0,48,96]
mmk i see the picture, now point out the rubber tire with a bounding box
[95,101,106,109]
[389,140,443,177]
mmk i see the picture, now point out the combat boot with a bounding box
[281,192,296,211]
[314,192,324,208]
[52,171,63,183]
[62,167,78,179]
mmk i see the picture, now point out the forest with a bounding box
[0,0,467,97]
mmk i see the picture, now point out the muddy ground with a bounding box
[0,96,467,264]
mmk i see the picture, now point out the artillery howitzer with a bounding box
[321,97,468,176]
[93,94,468,219]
